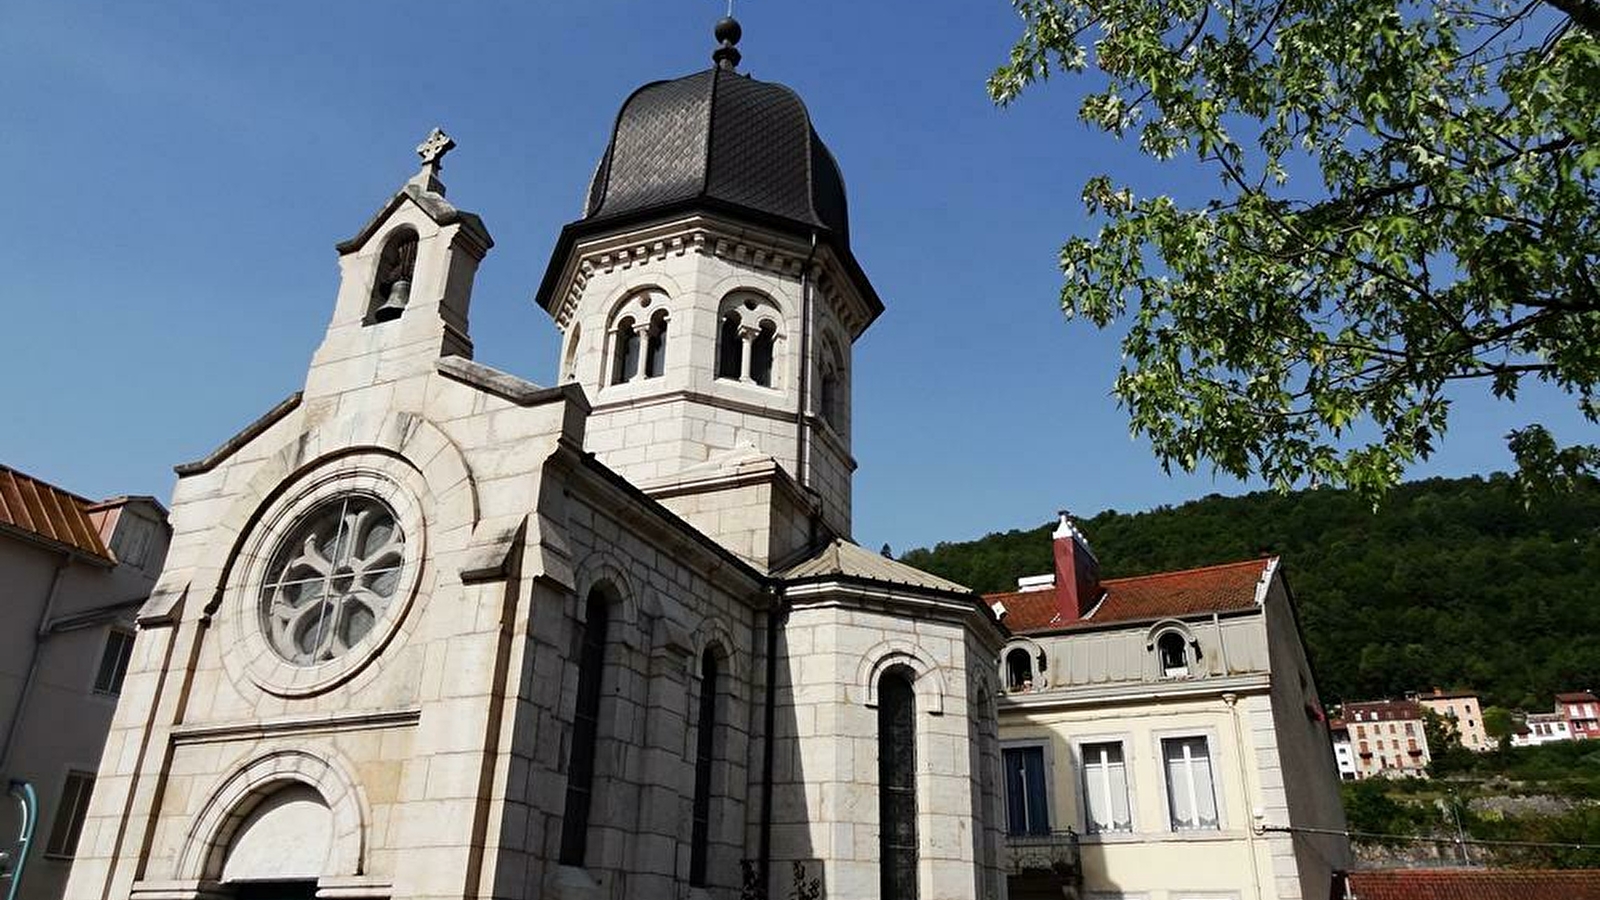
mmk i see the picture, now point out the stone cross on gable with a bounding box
[416,127,456,169]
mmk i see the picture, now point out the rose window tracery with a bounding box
[259,495,405,665]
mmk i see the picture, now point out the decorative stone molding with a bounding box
[856,639,947,715]
[175,748,368,881]
[219,452,431,698]
[548,217,875,339]
[572,549,642,648]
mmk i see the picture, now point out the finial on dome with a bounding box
[713,15,742,70]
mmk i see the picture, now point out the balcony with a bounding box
[1005,829,1082,879]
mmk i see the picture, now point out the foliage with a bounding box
[1424,709,1477,776]
[990,0,1600,500]
[1342,770,1600,868]
[1483,705,1516,739]
[899,473,1600,706]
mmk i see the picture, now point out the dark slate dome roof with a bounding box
[582,64,850,243]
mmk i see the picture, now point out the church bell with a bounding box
[371,278,410,323]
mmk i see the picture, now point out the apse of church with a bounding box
[60,19,1008,900]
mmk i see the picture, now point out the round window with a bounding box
[259,494,405,665]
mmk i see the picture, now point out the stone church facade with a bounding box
[62,20,1008,900]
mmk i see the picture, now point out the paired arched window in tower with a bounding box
[715,292,783,388]
[817,334,847,433]
[368,228,418,323]
[689,648,721,887]
[608,291,670,386]
[878,667,919,899]
[559,588,612,866]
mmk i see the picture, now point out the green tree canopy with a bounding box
[991,0,1600,499]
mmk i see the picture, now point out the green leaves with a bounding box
[994,0,1600,501]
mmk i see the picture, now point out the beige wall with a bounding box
[1001,690,1279,900]
[1,503,168,900]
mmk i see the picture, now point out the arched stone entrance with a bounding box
[175,749,368,896]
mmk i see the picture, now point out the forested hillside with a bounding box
[899,475,1600,708]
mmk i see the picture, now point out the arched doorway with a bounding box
[219,784,331,900]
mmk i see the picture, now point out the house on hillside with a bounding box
[1558,691,1600,740]
[1510,711,1572,747]
[0,465,170,900]
[1329,720,1359,780]
[987,514,1349,900]
[1341,701,1431,779]
[1413,689,1490,752]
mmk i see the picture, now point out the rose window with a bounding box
[260,495,405,665]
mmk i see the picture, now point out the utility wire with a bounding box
[1257,823,1600,851]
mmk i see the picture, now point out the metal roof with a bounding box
[583,64,850,241]
[780,539,973,595]
[0,465,113,561]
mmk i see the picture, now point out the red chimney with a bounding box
[1052,511,1102,624]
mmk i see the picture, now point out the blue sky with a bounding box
[1,1,1592,554]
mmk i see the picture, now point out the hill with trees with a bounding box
[899,475,1600,708]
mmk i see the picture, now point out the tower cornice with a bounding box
[536,212,882,337]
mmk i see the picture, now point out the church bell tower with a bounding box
[533,18,883,570]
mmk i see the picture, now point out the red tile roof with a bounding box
[0,465,113,561]
[988,557,1271,633]
[1341,868,1600,900]
[1344,700,1426,722]
[1556,692,1598,703]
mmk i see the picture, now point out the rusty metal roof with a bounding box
[0,465,113,561]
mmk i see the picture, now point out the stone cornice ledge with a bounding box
[783,580,1006,650]
[174,392,303,476]
[997,673,1272,711]
[437,356,591,413]
[169,707,421,744]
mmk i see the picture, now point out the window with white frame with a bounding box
[94,628,135,695]
[1080,741,1132,834]
[1001,745,1051,835]
[1162,736,1220,831]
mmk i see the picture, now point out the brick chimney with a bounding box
[1052,511,1102,624]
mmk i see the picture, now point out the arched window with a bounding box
[1158,632,1189,678]
[749,320,776,387]
[689,648,720,887]
[716,313,743,379]
[559,589,612,866]
[611,317,639,385]
[1005,648,1034,693]
[878,668,918,899]
[562,322,582,383]
[820,369,839,428]
[368,228,418,323]
[817,335,846,431]
[643,310,669,379]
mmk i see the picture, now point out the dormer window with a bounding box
[368,228,418,323]
[1005,648,1034,693]
[1158,632,1190,678]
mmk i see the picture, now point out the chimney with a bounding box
[1051,510,1102,624]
